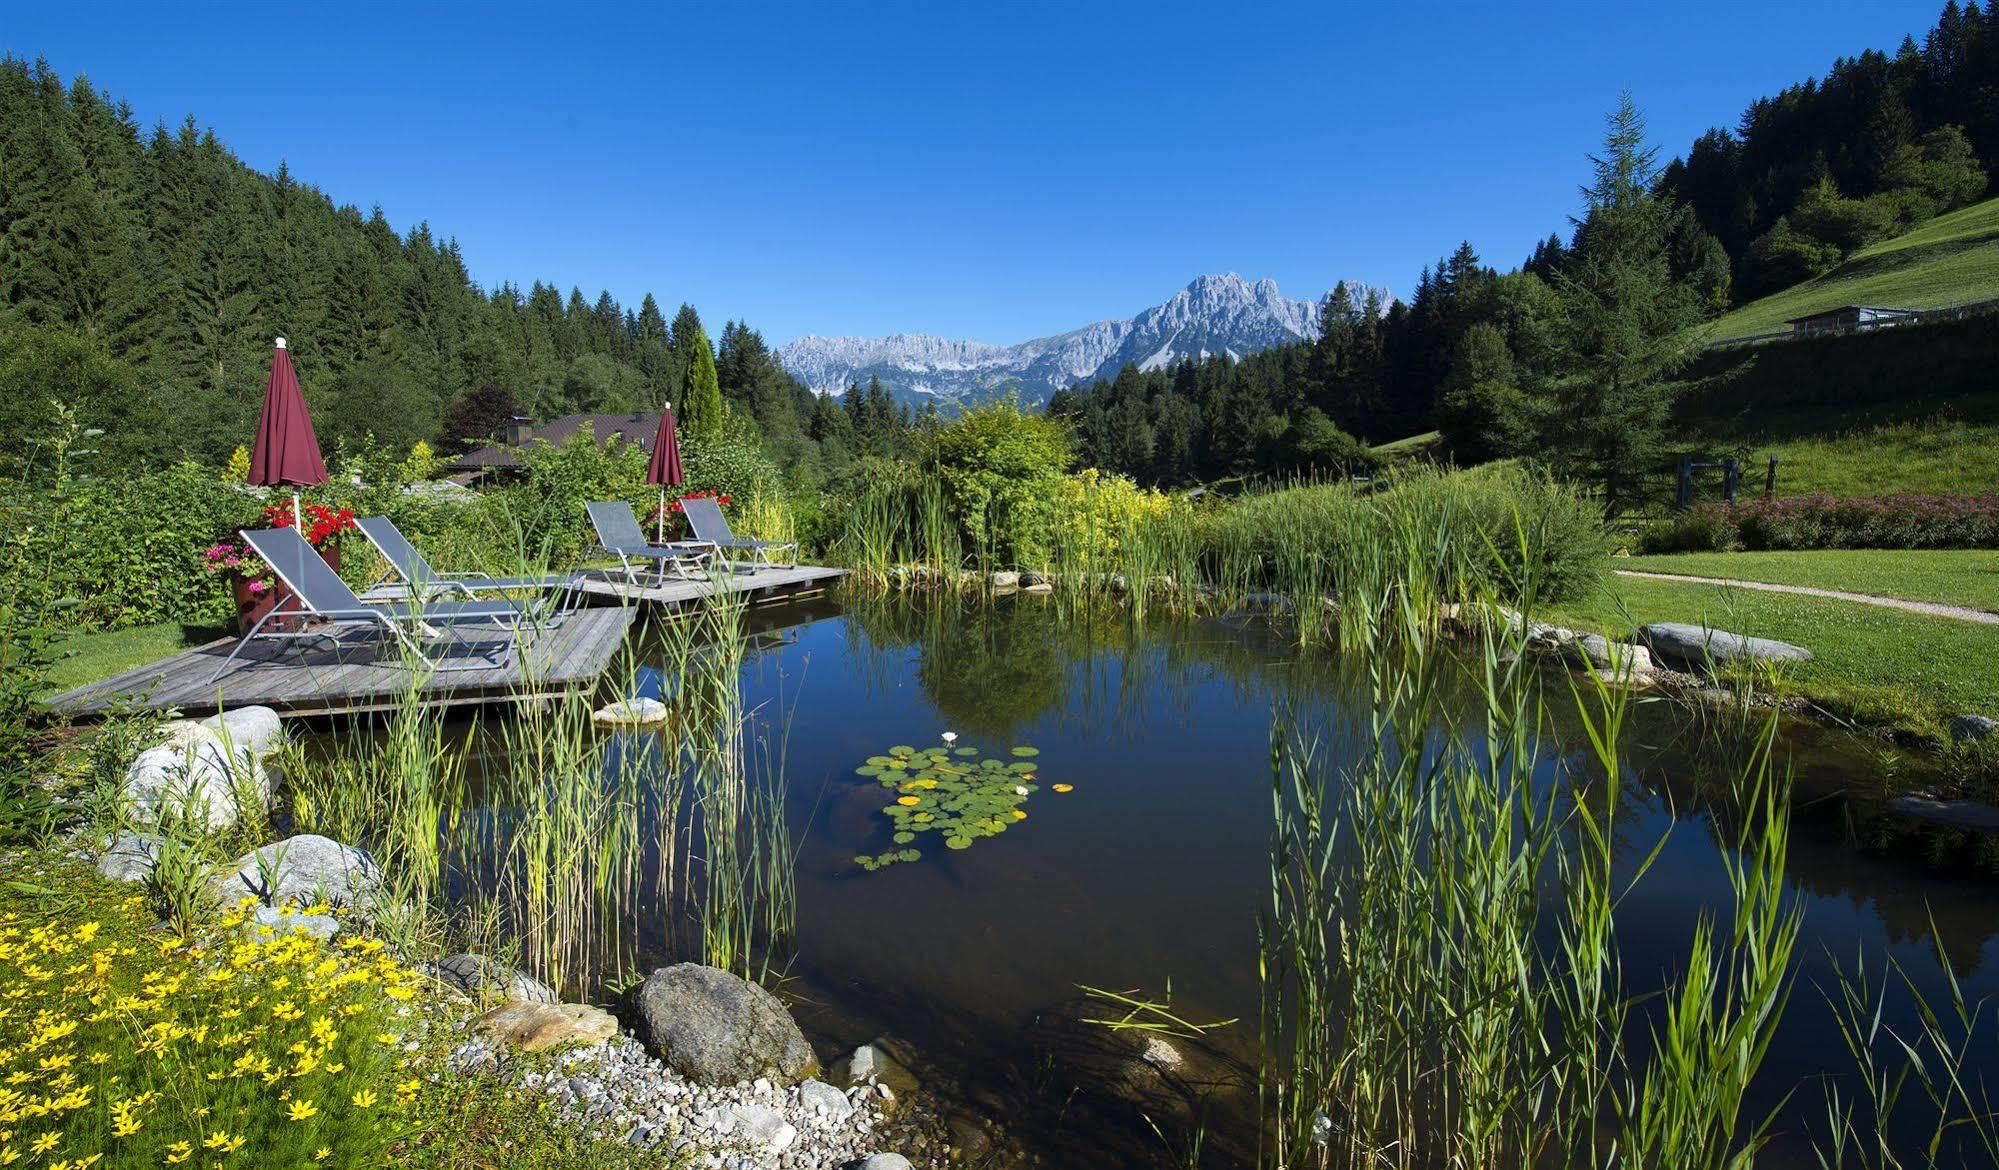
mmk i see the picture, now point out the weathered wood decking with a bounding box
[49,564,849,720]
[49,605,639,718]
[572,563,846,608]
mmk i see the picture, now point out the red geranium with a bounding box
[261,502,358,548]
[645,490,732,536]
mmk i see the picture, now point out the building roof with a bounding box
[448,412,662,470]
[1784,305,1919,324]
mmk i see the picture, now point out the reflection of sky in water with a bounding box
[708,595,1999,1166]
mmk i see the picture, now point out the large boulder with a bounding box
[422,954,557,1004]
[1640,623,1812,670]
[200,707,286,757]
[123,740,272,830]
[210,834,383,910]
[632,963,818,1085]
[592,698,669,727]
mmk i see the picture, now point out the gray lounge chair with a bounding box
[354,515,583,613]
[209,527,529,682]
[584,501,714,588]
[679,495,797,570]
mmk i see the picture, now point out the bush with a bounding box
[927,400,1072,566]
[1640,491,1999,552]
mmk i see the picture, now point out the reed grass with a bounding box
[1256,512,1800,1170]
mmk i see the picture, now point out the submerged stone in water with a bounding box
[593,697,669,726]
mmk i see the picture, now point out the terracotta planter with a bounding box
[232,542,341,635]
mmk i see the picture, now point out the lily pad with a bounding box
[1011,746,1040,757]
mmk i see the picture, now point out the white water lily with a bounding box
[1014,785,1028,796]
[941,731,958,745]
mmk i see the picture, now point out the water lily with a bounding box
[941,731,958,746]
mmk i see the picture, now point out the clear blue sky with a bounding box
[5,1,1949,346]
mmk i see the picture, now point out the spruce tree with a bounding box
[1537,94,1706,513]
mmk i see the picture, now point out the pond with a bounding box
[341,592,1999,1167]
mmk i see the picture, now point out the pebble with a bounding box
[501,1034,931,1167]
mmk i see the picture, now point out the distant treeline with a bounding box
[0,55,851,477]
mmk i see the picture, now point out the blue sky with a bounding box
[6,1,1949,345]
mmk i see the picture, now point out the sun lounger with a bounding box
[678,495,797,570]
[584,501,715,588]
[354,515,583,613]
[209,527,530,682]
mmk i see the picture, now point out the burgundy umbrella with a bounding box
[646,403,686,544]
[247,337,328,531]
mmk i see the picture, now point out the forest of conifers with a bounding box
[1,1,1995,492]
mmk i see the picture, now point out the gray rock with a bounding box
[592,697,669,726]
[800,1078,855,1120]
[247,905,340,940]
[1886,795,1999,834]
[1951,714,1998,743]
[210,834,383,909]
[845,1156,915,1170]
[1640,623,1813,669]
[632,963,818,1086]
[124,740,271,830]
[989,571,1021,590]
[96,831,163,882]
[1018,571,1050,588]
[422,953,558,1004]
[200,706,286,757]
[1564,633,1654,675]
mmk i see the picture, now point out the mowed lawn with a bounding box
[1756,415,1999,497]
[1544,572,1999,739]
[43,621,214,696]
[1619,549,1999,613]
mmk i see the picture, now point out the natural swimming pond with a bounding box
[307,593,1999,1167]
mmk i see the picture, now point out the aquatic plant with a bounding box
[852,741,1045,870]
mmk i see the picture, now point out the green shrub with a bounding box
[927,400,1072,566]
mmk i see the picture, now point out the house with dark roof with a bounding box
[447,412,662,476]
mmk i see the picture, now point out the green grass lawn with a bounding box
[1544,572,1999,740]
[1709,195,1999,341]
[1619,549,1999,612]
[43,621,215,696]
[1752,414,1999,496]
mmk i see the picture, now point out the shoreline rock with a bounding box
[633,963,819,1086]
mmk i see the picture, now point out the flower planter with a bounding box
[232,543,340,635]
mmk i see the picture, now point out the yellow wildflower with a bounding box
[164,1142,192,1164]
[351,1089,377,1108]
[286,1098,319,1122]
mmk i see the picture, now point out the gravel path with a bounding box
[1613,570,1999,626]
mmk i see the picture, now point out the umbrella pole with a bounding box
[293,490,303,534]
[658,487,668,545]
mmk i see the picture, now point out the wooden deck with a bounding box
[49,605,639,719]
[572,563,846,608]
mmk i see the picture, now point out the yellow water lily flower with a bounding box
[1012,809,1028,820]
[896,796,921,806]
[1052,784,1073,793]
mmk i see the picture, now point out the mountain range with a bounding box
[775,273,1395,408]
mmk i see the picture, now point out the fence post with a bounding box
[1764,456,1778,500]
[1722,457,1740,502]
[1675,458,1693,509]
